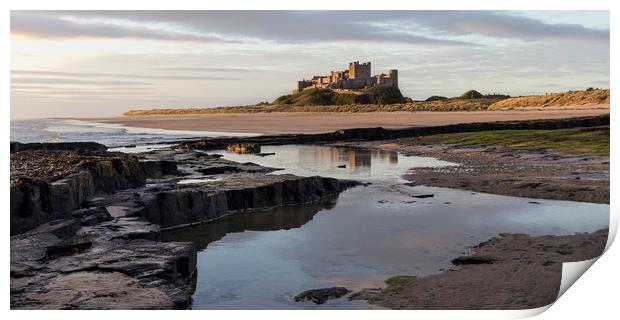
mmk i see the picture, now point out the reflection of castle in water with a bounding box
[299,147,399,174]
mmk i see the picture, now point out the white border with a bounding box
[3,1,617,319]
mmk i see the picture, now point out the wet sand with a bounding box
[85,109,609,135]
[350,229,608,309]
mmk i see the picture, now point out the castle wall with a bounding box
[341,79,368,90]
[372,69,398,88]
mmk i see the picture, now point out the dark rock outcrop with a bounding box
[197,165,242,175]
[70,207,113,226]
[11,151,146,235]
[294,287,351,304]
[140,160,178,179]
[451,256,496,265]
[11,141,107,153]
[11,195,196,309]
[137,175,354,229]
[412,194,434,199]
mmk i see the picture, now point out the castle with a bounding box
[294,61,398,94]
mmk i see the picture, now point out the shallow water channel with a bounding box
[162,145,609,309]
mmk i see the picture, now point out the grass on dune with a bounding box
[420,127,609,156]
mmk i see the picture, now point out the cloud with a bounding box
[33,10,609,45]
[11,10,476,46]
[11,70,240,81]
[11,11,609,47]
[11,77,150,86]
[153,67,272,73]
[406,11,609,42]
[10,11,237,43]
[11,84,154,92]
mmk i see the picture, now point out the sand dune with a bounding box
[489,89,609,110]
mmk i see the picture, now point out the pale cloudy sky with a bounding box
[10,10,610,119]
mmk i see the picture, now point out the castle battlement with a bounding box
[294,61,398,94]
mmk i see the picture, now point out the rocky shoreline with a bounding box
[10,115,610,309]
[10,143,355,309]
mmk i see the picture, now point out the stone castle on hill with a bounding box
[294,61,398,94]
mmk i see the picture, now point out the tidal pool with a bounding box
[163,145,609,309]
[209,144,457,182]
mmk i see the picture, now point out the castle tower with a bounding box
[388,69,398,87]
[349,61,371,80]
[348,62,357,79]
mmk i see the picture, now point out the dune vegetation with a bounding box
[273,86,407,106]
[489,88,609,110]
[123,89,609,116]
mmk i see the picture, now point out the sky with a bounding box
[10,10,610,119]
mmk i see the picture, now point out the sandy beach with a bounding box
[86,109,609,135]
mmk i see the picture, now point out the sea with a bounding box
[10,118,260,152]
